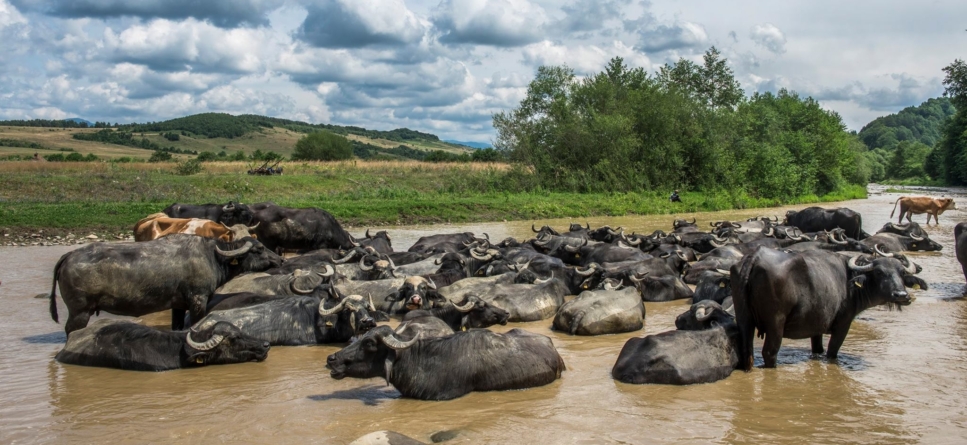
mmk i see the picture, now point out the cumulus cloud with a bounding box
[624,9,708,54]
[10,0,283,28]
[749,23,786,54]
[553,0,629,34]
[1,0,26,28]
[433,0,548,47]
[521,40,651,74]
[296,0,427,49]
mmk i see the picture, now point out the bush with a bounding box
[64,152,84,161]
[196,151,218,162]
[164,132,180,141]
[148,151,173,163]
[292,131,353,161]
[175,158,203,175]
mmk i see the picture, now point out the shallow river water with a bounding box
[3,185,967,444]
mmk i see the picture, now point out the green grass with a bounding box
[0,161,867,234]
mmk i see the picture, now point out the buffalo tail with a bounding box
[49,252,69,323]
[731,253,760,371]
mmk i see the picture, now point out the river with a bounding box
[2,185,966,444]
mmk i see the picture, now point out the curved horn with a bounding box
[332,250,355,264]
[709,238,725,248]
[532,224,541,233]
[731,223,741,228]
[676,250,688,261]
[763,226,775,237]
[873,244,894,258]
[715,268,731,275]
[318,297,350,316]
[533,274,553,285]
[377,331,420,350]
[247,221,260,231]
[426,277,437,290]
[469,250,494,261]
[359,256,376,271]
[629,271,650,283]
[186,330,225,351]
[368,294,376,312]
[709,222,717,227]
[574,263,598,276]
[695,306,711,321]
[452,298,475,312]
[660,251,671,258]
[898,255,918,275]
[909,232,924,241]
[434,257,443,265]
[215,241,253,258]
[586,222,591,230]
[365,229,372,239]
[564,244,581,253]
[318,265,334,277]
[290,276,317,295]
[830,231,848,245]
[847,256,874,273]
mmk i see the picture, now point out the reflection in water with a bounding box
[2,185,967,443]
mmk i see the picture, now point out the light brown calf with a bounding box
[133,213,258,242]
[889,196,957,224]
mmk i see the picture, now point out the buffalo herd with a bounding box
[47,200,964,402]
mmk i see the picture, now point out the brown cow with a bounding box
[890,196,957,224]
[133,213,259,242]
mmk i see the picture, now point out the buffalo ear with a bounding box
[372,310,391,322]
[850,275,867,289]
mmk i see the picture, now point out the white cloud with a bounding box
[297,0,428,48]
[433,0,549,47]
[750,23,786,54]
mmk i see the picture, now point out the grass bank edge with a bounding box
[0,185,867,234]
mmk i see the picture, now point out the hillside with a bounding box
[0,113,474,161]
[858,97,956,151]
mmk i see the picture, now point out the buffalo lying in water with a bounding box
[611,300,738,385]
[402,295,509,332]
[55,319,270,371]
[553,283,644,335]
[732,249,915,369]
[326,325,565,400]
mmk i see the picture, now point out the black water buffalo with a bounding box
[957,222,967,282]
[407,232,483,254]
[692,269,732,304]
[381,276,449,315]
[265,248,355,275]
[860,232,943,252]
[162,201,254,227]
[402,295,509,331]
[196,294,378,345]
[553,284,644,335]
[55,319,269,371]
[249,202,357,252]
[612,300,738,385]
[447,274,568,322]
[672,218,699,233]
[629,272,693,302]
[326,325,565,400]
[674,232,732,254]
[215,268,331,296]
[784,207,865,240]
[877,222,927,239]
[50,235,282,334]
[359,230,393,254]
[558,242,651,267]
[732,249,915,369]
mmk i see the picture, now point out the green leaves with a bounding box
[291,131,353,161]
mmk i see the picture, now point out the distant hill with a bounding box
[65,118,93,126]
[858,97,956,151]
[444,140,492,149]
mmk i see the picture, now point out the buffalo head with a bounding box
[185,321,269,365]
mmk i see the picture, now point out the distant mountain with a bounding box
[65,118,93,126]
[858,97,956,151]
[444,140,492,149]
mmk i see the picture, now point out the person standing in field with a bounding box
[669,189,681,202]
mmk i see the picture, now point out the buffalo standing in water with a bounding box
[55,319,270,371]
[732,249,915,369]
[612,300,738,385]
[957,222,967,282]
[50,235,283,334]
[326,325,565,400]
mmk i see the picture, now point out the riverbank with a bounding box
[0,160,867,241]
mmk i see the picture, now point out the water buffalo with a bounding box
[890,196,957,224]
[380,276,449,315]
[612,300,738,385]
[957,222,967,282]
[441,273,568,322]
[629,272,694,302]
[784,207,865,240]
[162,201,254,227]
[50,235,282,334]
[359,229,393,254]
[249,202,357,252]
[553,283,645,335]
[876,222,927,239]
[692,269,732,304]
[732,249,915,369]
[326,325,565,400]
[196,294,378,345]
[860,232,943,252]
[55,319,269,371]
[402,295,509,331]
[407,232,484,254]
[215,268,331,296]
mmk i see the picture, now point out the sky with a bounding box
[0,0,964,143]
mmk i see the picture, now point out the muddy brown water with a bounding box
[3,185,967,444]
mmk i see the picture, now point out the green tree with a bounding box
[656,46,744,109]
[937,59,967,185]
[292,131,353,161]
[148,151,172,162]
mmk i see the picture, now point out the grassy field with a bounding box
[0,160,867,235]
[0,126,473,161]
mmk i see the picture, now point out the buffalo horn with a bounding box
[708,238,725,248]
[469,249,493,261]
[575,263,598,276]
[533,274,553,285]
[873,244,894,258]
[333,250,355,264]
[434,257,443,265]
[318,298,347,316]
[453,298,476,312]
[368,294,376,312]
[366,229,372,239]
[763,226,775,237]
[695,306,711,321]
[532,224,541,233]
[898,255,918,274]
[186,330,225,351]
[215,241,253,258]
[318,265,335,277]
[847,256,874,272]
[427,277,437,290]
[358,256,374,271]
[290,279,316,295]
[247,221,260,231]
[909,232,924,241]
[660,252,671,258]
[715,268,731,275]
[378,331,420,350]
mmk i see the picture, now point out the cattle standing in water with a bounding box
[784,207,866,240]
[50,235,283,334]
[553,283,644,335]
[731,249,915,369]
[249,202,358,252]
[133,213,260,242]
[890,196,957,225]
[956,222,967,283]
[54,319,270,371]
[163,201,254,227]
[195,294,378,345]
[326,325,565,400]
[611,301,739,385]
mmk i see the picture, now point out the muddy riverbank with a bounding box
[1,185,966,444]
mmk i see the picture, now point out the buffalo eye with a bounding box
[364,339,378,352]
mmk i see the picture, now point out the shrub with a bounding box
[148,151,173,163]
[175,158,203,175]
[292,131,353,161]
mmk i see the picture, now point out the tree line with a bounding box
[493,48,866,199]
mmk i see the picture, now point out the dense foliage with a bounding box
[494,49,864,199]
[934,59,967,185]
[291,131,353,161]
[72,129,197,155]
